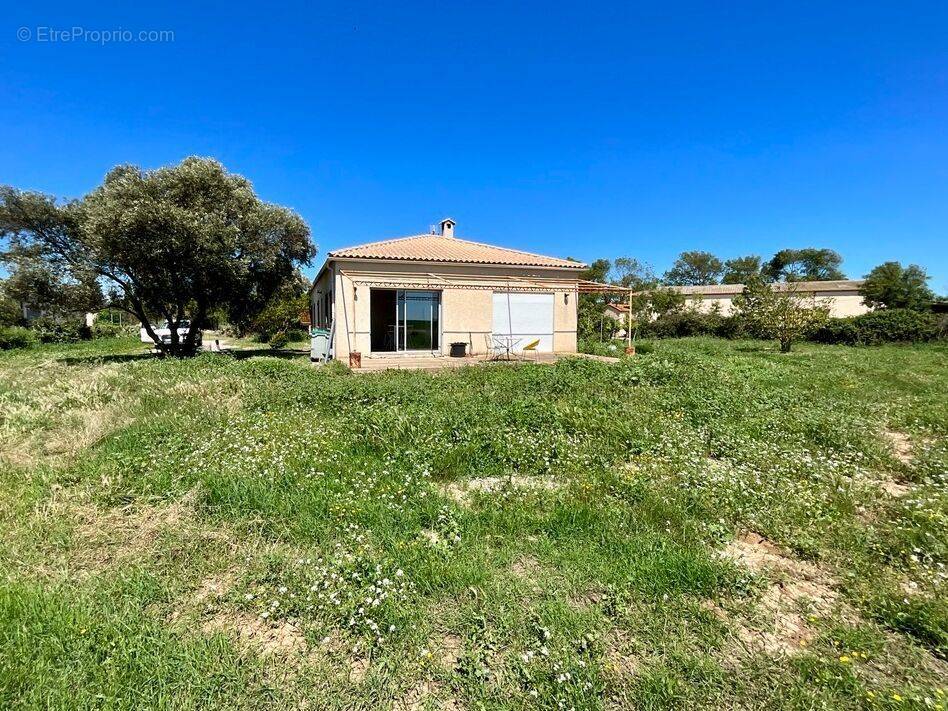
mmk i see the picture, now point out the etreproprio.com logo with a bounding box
[17,26,175,44]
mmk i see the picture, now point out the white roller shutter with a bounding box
[492,292,554,352]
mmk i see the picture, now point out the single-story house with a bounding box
[310,219,585,360]
[604,279,870,324]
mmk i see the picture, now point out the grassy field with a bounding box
[0,337,945,710]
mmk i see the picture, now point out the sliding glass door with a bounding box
[396,290,440,352]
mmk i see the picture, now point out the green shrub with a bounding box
[0,326,37,350]
[810,318,861,345]
[632,339,655,354]
[812,308,942,345]
[30,317,92,344]
[643,311,722,339]
[91,321,129,338]
[714,315,747,340]
[268,331,290,349]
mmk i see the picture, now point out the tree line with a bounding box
[577,250,938,311]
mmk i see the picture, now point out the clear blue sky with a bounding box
[3,1,947,291]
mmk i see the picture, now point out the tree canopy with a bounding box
[0,157,316,355]
[612,257,657,290]
[663,251,724,286]
[577,258,611,284]
[763,248,845,282]
[0,250,103,318]
[722,255,762,284]
[859,262,934,311]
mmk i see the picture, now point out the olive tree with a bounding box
[734,278,829,352]
[722,255,762,284]
[0,157,316,355]
[663,251,724,286]
[763,248,845,282]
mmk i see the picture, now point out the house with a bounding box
[603,280,870,324]
[601,302,632,337]
[310,219,585,360]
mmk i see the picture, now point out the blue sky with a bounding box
[3,1,947,291]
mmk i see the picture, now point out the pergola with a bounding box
[575,279,636,347]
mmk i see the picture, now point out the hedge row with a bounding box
[637,308,945,345]
[811,308,944,345]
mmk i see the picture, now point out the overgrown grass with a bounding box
[0,337,945,709]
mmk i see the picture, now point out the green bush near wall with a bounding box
[812,308,944,345]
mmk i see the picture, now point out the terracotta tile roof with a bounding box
[328,234,584,269]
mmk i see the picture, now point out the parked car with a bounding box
[140,320,203,347]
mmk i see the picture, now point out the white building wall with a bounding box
[685,290,869,318]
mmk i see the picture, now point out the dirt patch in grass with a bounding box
[883,429,914,464]
[346,655,371,683]
[440,475,563,506]
[879,480,912,498]
[510,554,541,579]
[720,531,840,656]
[393,679,461,711]
[509,554,546,593]
[203,610,307,657]
[570,588,606,611]
[191,571,238,606]
[603,630,640,678]
[306,629,373,682]
[419,529,442,546]
[436,632,464,671]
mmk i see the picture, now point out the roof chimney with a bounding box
[439,218,456,238]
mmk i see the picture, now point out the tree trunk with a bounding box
[780,339,792,353]
[180,304,206,357]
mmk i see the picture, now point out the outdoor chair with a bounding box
[520,338,541,362]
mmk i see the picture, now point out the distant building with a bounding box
[605,280,870,326]
[666,280,869,317]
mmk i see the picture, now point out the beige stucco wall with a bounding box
[686,295,739,316]
[816,292,871,317]
[553,289,578,352]
[314,259,580,359]
[441,288,494,355]
[686,290,869,318]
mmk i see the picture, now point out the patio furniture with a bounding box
[520,338,541,362]
[490,334,521,360]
